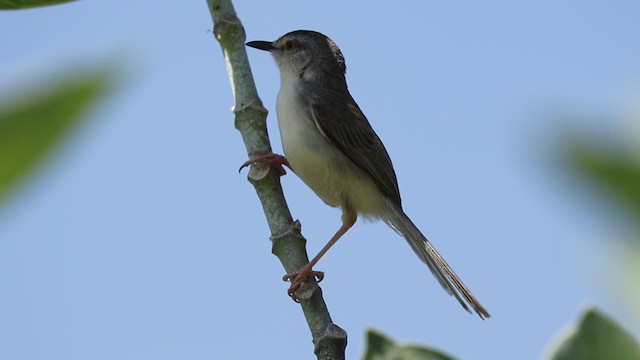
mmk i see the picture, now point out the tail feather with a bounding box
[385,205,491,319]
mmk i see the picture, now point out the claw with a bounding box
[238,161,250,173]
[239,151,290,176]
[283,268,324,302]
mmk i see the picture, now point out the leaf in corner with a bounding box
[0,69,112,202]
[362,329,456,360]
[565,138,640,223]
[0,0,77,10]
[548,308,640,360]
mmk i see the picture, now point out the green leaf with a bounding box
[0,68,111,202]
[565,138,640,222]
[0,0,77,10]
[362,329,456,360]
[548,308,640,360]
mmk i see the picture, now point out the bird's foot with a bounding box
[282,266,324,302]
[239,151,290,176]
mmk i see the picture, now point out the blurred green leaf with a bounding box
[565,139,640,221]
[548,308,640,360]
[0,69,111,202]
[362,329,456,360]
[0,0,77,9]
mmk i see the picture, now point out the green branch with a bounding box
[205,1,347,358]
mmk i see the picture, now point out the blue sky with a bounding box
[1,1,640,359]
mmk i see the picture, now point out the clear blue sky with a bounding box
[1,1,639,359]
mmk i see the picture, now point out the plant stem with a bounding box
[205,1,347,358]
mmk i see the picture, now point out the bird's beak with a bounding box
[246,41,275,52]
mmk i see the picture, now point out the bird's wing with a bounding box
[308,88,402,205]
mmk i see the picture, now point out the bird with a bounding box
[246,30,490,319]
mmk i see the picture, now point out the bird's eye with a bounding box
[284,41,294,50]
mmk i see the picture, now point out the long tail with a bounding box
[385,204,491,319]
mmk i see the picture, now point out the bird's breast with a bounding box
[276,79,335,201]
[275,78,387,217]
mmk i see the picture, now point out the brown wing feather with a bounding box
[308,89,402,206]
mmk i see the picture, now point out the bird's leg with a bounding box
[283,207,357,302]
[239,151,291,176]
